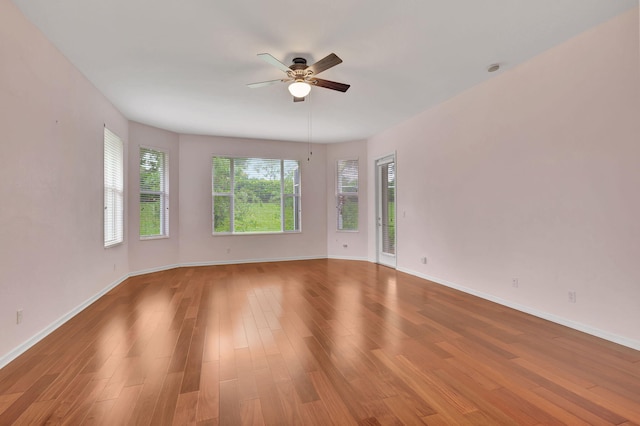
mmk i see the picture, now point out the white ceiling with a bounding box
[11,0,637,143]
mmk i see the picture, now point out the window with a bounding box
[212,157,300,234]
[104,127,124,247]
[337,159,358,231]
[140,147,169,238]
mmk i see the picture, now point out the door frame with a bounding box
[375,153,397,268]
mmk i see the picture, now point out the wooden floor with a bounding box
[1,260,639,425]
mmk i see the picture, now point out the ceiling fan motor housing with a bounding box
[291,57,308,67]
[289,58,312,81]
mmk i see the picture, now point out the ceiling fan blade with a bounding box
[312,78,350,92]
[247,78,291,89]
[257,53,292,73]
[293,96,305,102]
[306,53,342,75]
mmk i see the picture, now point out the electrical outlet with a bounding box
[16,310,23,325]
[420,257,427,264]
[568,291,577,303]
[512,278,519,288]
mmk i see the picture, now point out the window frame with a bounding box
[212,156,301,235]
[336,158,359,232]
[104,127,124,248]
[139,146,170,240]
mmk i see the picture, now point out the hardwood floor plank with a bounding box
[202,317,220,363]
[13,399,57,425]
[528,386,599,426]
[44,372,95,423]
[150,371,183,426]
[240,398,265,426]
[510,357,628,424]
[219,379,241,425]
[103,384,142,425]
[0,260,639,424]
[97,356,137,401]
[433,364,524,425]
[2,356,57,395]
[196,361,220,423]
[588,385,640,421]
[488,387,560,425]
[168,318,196,374]
[0,392,21,416]
[181,322,206,393]
[300,399,335,426]
[274,380,305,425]
[272,329,319,403]
[127,356,171,426]
[58,378,109,425]
[304,336,370,421]
[382,394,433,426]
[253,368,287,426]
[80,398,115,425]
[277,316,318,373]
[242,311,270,371]
[370,349,471,424]
[308,370,358,425]
[36,347,96,402]
[0,373,57,425]
[173,390,198,426]
[236,351,259,401]
[395,356,478,415]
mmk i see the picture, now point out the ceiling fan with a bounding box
[248,53,350,102]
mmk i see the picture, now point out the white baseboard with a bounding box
[327,255,369,262]
[0,274,129,369]
[397,266,640,351]
[128,263,181,277]
[180,255,326,267]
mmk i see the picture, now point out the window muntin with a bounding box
[140,147,169,238]
[104,127,124,247]
[337,159,358,231]
[213,157,301,234]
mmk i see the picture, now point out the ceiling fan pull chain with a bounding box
[308,92,313,161]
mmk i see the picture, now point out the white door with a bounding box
[376,155,396,268]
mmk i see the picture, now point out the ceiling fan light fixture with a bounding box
[288,81,311,98]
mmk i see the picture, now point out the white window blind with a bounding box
[104,127,124,247]
[337,159,358,231]
[140,147,169,238]
[212,157,301,234]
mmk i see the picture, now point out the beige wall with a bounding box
[368,9,640,348]
[326,140,368,260]
[127,122,181,273]
[0,0,129,361]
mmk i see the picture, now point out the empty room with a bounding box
[1,0,639,424]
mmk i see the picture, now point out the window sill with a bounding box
[140,235,170,241]
[213,231,301,236]
[104,241,124,249]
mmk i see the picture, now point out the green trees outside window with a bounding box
[213,157,300,234]
[140,147,168,237]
